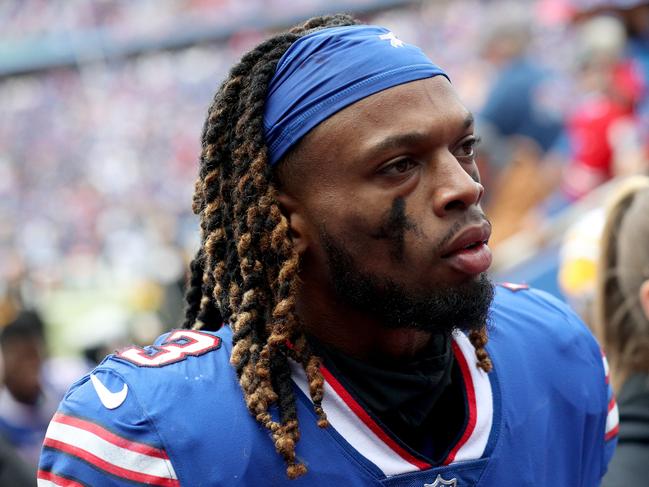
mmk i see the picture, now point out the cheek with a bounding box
[308,192,443,272]
[313,200,386,256]
[337,207,427,266]
[337,211,385,254]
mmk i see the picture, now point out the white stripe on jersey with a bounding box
[291,330,494,476]
[606,400,619,437]
[451,330,494,463]
[45,420,177,480]
[602,354,610,382]
[291,361,420,476]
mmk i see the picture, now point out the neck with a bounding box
[296,284,433,363]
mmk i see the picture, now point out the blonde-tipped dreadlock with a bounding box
[183,14,359,478]
[183,13,492,478]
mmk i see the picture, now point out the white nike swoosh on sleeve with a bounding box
[90,373,128,410]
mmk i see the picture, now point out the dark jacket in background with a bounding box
[0,433,35,487]
[602,373,649,486]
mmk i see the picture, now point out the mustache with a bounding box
[433,212,491,255]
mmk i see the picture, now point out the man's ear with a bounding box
[639,279,649,322]
[275,191,310,255]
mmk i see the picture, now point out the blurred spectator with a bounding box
[562,14,646,199]
[479,6,564,164]
[594,176,649,486]
[0,310,58,473]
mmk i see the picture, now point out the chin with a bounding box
[403,274,494,334]
[358,272,495,335]
[322,229,494,333]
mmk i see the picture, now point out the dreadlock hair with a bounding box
[469,327,492,373]
[183,13,492,478]
[595,176,649,389]
[183,14,359,479]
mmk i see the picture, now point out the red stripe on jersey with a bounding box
[320,365,431,470]
[605,424,619,442]
[42,438,179,487]
[605,394,619,442]
[443,341,478,465]
[52,413,169,459]
[608,396,616,413]
[37,470,86,487]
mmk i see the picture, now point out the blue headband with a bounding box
[263,25,449,165]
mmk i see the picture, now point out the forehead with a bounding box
[294,76,470,169]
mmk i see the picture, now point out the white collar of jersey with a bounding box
[290,330,494,477]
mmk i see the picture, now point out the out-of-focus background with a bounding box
[0,0,648,478]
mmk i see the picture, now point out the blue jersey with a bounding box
[38,286,617,486]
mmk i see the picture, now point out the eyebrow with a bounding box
[367,132,432,157]
[463,112,474,129]
[364,112,475,160]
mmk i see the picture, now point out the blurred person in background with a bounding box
[595,176,649,486]
[562,9,648,200]
[0,311,57,475]
[519,6,649,246]
[478,6,563,166]
[595,1,649,97]
[562,0,649,201]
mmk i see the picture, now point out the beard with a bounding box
[320,230,494,335]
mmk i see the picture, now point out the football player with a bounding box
[39,14,617,486]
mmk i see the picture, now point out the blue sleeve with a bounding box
[38,367,180,487]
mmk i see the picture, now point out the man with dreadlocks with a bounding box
[39,15,616,486]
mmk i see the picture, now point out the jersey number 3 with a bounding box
[116,330,221,367]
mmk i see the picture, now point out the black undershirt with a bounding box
[309,334,467,464]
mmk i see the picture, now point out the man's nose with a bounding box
[432,158,484,217]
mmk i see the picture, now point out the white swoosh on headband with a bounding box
[90,373,128,410]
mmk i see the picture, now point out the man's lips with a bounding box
[440,221,492,275]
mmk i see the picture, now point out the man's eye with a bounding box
[380,158,418,175]
[456,136,481,159]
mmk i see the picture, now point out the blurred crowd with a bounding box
[3,0,383,41]
[1,0,649,479]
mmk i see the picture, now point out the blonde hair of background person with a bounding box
[595,176,649,390]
